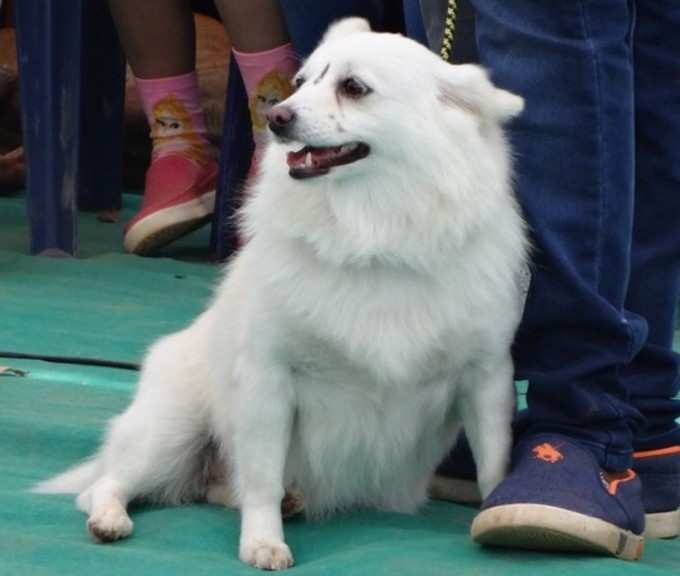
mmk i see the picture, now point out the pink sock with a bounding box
[134,71,213,164]
[232,43,298,156]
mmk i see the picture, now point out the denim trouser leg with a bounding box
[470,0,645,470]
[624,0,680,450]
[279,0,385,58]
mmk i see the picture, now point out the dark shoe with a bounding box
[633,446,680,538]
[470,434,645,560]
[430,433,481,504]
[436,434,680,541]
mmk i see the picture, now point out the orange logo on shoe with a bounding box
[603,469,636,495]
[532,443,564,463]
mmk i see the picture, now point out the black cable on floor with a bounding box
[0,351,140,371]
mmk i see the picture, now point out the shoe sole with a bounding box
[645,508,680,539]
[436,476,678,540]
[471,503,644,561]
[124,190,216,256]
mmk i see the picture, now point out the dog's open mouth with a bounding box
[286,143,370,179]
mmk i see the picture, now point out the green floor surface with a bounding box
[1,195,219,364]
[3,363,679,576]
[1,195,679,574]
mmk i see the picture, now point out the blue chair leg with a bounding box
[77,0,125,212]
[211,57,253,261]
[15,0,84,256]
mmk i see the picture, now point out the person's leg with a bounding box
[108,0,195,77]
[109,0,212,164]
[402,0,428,47]
[215,0,289,51]
[625,0,680,538]
[214,0,297,164]
[472,0,642,471]
[467,0,646,558]
[626,0,680,453]
[437,0,680,530]
[278,0,385,57]
[108,0,218,255]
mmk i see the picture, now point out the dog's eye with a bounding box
[293,76,305,89]
[339,77,370,99]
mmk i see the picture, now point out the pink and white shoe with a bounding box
[124,154,218,255]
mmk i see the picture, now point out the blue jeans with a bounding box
[470,0,680,470]
[279,0,386,57]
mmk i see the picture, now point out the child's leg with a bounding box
[108,0,218,255]
[108,0,195,78]
[215,0,298,164]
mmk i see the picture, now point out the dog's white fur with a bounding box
[35,20,527,570]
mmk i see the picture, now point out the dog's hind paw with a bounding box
[87,505,133,543]
[240,539,294,571]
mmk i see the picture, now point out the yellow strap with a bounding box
[439,0,458,61]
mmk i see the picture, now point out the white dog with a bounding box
[35,18,527,571]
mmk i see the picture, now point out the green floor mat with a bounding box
[1,194,679,574]
[1,195,219,364]
[2,362,679,575]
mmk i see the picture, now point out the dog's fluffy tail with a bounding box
[32,459,100,494]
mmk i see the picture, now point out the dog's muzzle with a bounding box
[267,104,371,179]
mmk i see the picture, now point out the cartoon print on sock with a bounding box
[150,95,208,163]
[250,69,294,133]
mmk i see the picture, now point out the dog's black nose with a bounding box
[267,105,296,136]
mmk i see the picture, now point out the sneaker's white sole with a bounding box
[124,190,216,256]
[436,476,678,540]
[645,508,680,539]
[471,503,645,561]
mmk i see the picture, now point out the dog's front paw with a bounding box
[87,506,134,543]
[240,539,294,571]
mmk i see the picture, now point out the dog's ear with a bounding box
[437,64,524,123]
[322,17,371,44]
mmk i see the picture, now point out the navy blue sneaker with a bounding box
[435,433,679,540]
[470,434,645,560]
[633,446,680,539]
[431,434,481,504]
